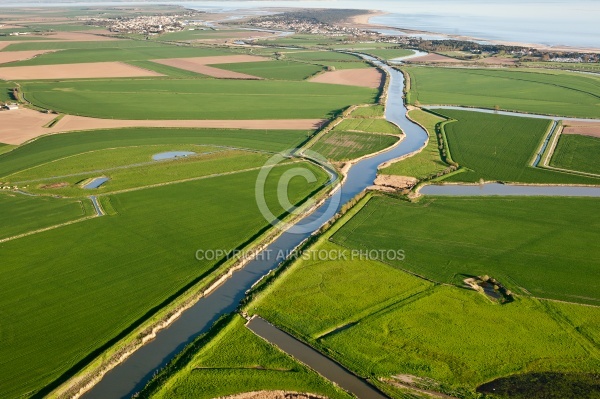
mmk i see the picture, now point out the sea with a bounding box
[0,0,598,49]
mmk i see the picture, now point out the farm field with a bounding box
[0,61,164,80]
[335,117,401,135]
[21,150,273,197]
[248,194,600,396]
[0,191,92,240]
[141,315,353,399]
[0,39,167,51]
[0,80,15,101]
[549,133,600,175]
[0,127,311,178]
[21,79,377,120]
[212,60,323,81]
[382,109,448,180]
[437,110,600,184]
[350,105,385,118]
[332,195,600,304]
[2,44,232,66]
[359,48,414,60]
[310,130,398,162]
[0,162,329,399]
[309,68,383,88]
[0,144,15,155]
[405,66,600,118]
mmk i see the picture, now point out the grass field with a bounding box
[22,79,376,120]
[284,51,363,62]
[212,60,323,81]
[350,105,385,118]
[0,128,312,179]
[1,39,165,51]
[143,315,353,399]
[0,162,329,399]
[126,60,206,78]
[550,134,600,175]
[405,67,600,118]
[310,130,398,161]
[360,48,414,60]
[437,110,600,185]
[0,191,92,240]
[334,118,402,135]
[0,80,15,102]
[332,195,600,304]
[249,194,600,396]
[523,61,600,73]
[3,45,232,66]
[382,109,448,180]
[23,150,273,197]
[0,144,15,155]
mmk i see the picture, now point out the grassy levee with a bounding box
[405,66,600,118]
[2,45,234,66]
[332,195,600,304]
[0,162,329,399]
[21,79,377,120]
[211,60,323,81]
[248,193,600,397]
[137,314,354,399]
[436,110,600,185]
[550,134,600,175]
[382,109,449,180]
[0,192,92,240]
[334,118,402,134]
[0,128,312,179]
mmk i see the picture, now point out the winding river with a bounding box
[82,57,428,399]
[82,56,600,398]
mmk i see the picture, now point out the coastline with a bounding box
[353,10,600,53]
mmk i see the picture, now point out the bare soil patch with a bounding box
[563,122,600,138]
[152,55,269,79]
[309,68,383,88]
[217,391,328,399]
[406,53,463,63]
[40,182,69,189]
[0,50,55,64]
[0,108,325,145]
[0,42,13,51]
[374,174,418,189]
[0,61,163,80]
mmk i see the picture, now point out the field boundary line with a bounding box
[0,215,95,244]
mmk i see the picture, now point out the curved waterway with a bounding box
[82,57,427,398]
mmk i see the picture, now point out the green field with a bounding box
[405,67,600,118]
[142,315,353,399]
[382,109,448,180]
[550,133,600,175]
[0,191,92,240]
[22,79,376,119]
[21,149,273,197]
[3,45,232,66]
[437,110,600,184]
[360,48,414,60]
[0,80,15,102]
[284,51,363,62]
[212,60,323,81]
[523,61,600,73]
[332,195,600,304]
[310,130,398,161]
[334,118,402,135]
[0,144,15,155]
[249,194,600,396]
[127,60,206,78]
[1,39,165,51]
[0,128,311,179]
[350,105,385,118]
[0,162,328,399]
